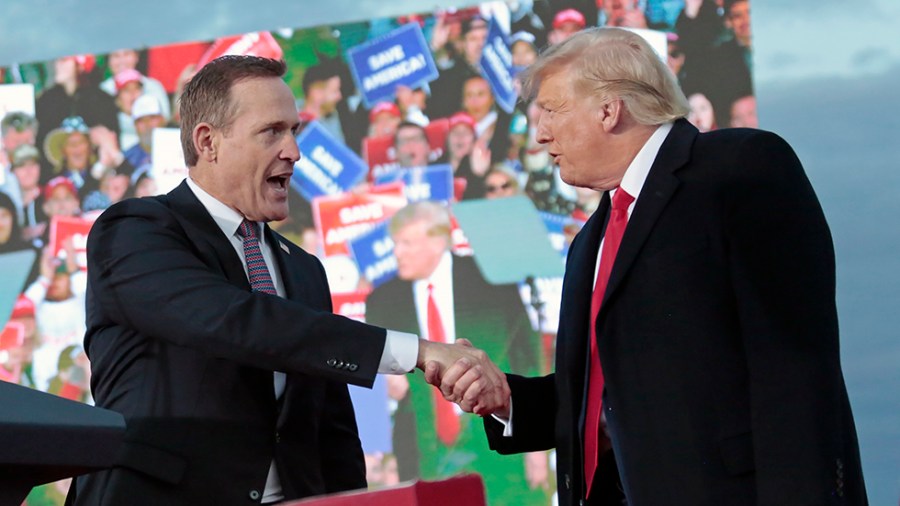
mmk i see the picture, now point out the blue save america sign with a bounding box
[348,221,397,289]
[374,164,454,203]
[479,17,516,114]
[346,23,439,108]
[292,121,368,201]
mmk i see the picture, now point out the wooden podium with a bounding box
[284,474,485,506]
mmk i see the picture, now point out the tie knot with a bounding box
[612,188,634,211]
[427,282,435,294]
[237,219,258,240]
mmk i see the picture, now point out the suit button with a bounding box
[349,364,358,372]
[249,489,260,500]
[565,473,571,490]
[326,359,336,367]
[275,431,281,443]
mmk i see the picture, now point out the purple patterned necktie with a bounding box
[236,219,277,295]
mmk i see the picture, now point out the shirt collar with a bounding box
[414,250,454,291]
[185,176,263,242]
[617,122,673,200]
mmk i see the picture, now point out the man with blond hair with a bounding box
[439,28,867,505]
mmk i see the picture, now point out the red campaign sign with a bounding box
[362,118,450,182]
[0,322,26,383]
[331,289,371,323]
[196,31,284,69]
[313,182,408,258]
[449,212,473,256]
[49,215,97,271]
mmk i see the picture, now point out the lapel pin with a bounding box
[280,242,290,254]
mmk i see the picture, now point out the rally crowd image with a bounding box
[0,0,781,504]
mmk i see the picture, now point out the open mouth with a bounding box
[267,174,290,192]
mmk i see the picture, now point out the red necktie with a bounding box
[427,283,461,446]
[584,188,635,498]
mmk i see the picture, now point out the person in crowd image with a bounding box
[123,94,167,170]
[2,295,39,388]
[41,176,81,223]
[7,145,47,244]
[35,55,120,167]
[299,58,345,141]
[111,69,146,151]
[67,55,505,506]
[549,8,587,45]
[42,116,132,206]
[687,92,717,132]
[510,31,539,70]
[483,166,521,200]
[729,94,759,128]
[694,0,754,126]
[100,48,172,121]
[435,28,867,506]
[23,241,86,394]
[598,0,649,28]
[428,14,489,119]
[441,111,491,200]
[0,191,27,253]
[393,121,432,169]
[1,112,38,210]
[365,201,549,505]
[367,101,403,139]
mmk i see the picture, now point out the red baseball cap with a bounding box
[448,112,476,132]
[114,69,143,91]
[553,9,586,29]
[369,102,401,123]
[43,176,78,200]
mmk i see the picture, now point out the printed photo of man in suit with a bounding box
[68,55,505,506]
[365,201,550,506]
[438,28,868,506]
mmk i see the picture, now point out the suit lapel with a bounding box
[166,181,250,291]
[559,192,609,390]
[601,119,696,311]
[265,226,312,303]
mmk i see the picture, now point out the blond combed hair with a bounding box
[388,201,452,242]
[519,27,689,125]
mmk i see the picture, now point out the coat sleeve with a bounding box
[86,198,386,387]
[483,373,557,454]
[725,130,859,503]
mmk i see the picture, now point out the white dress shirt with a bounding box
[412,251,456,345]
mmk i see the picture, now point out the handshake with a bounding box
[416,339,511,418]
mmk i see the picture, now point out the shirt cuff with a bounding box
[491,398,514,437]
[378,330,418,374]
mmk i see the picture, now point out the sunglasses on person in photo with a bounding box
[486,181,512,193]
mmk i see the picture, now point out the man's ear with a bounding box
[598,99,624,133]
[193,122,217,163]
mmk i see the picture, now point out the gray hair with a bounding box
[519,27,688,125]
[388,201,452,242]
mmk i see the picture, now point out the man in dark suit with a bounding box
[365,202,549,506]
[439,28,867,505]
[68,55,505,505]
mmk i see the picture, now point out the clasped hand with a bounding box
[417,339,510,417]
